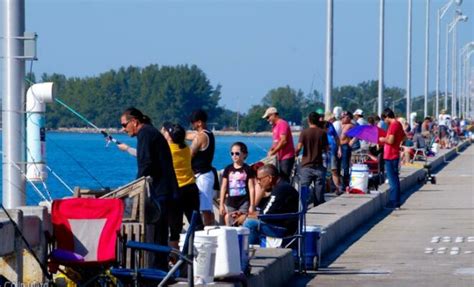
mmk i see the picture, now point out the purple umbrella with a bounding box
[346,125,387,144]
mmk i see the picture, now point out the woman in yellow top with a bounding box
[161,122,203,248]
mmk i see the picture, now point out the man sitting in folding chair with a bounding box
[243,164,299,245]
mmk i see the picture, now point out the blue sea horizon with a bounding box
[0,132,274,205]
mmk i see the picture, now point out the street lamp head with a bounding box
[454,0,463,6]
[459,15,468,22]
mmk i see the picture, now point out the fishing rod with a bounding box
[24,78,122,146]
[0,204,54,283]
[54,98,122,145]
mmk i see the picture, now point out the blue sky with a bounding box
[1,0,473,113]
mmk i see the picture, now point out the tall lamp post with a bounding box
[460,44,474,118]
[445,11,468,116]
[406,0,412,124]
[423,0,430,118]
[377,0,385,117]
[450,11,468,117]
[436,0,462,120]
[324,0,334,113]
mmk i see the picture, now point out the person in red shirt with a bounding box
[262,107,295,182]
[379,108,406,209]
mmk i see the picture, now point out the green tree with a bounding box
[261,85,305,125]
[239,105,270,132]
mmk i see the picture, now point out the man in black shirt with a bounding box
[121,107,178,270]
[243,164,299,244]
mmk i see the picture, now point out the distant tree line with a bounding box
[34,64,436,132]
[40,64,237,130]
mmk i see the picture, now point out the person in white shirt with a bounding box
[354,109,368,126]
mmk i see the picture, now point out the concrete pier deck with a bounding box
[301,144,474,286]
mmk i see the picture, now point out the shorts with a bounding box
[226,200,250,214]
[195,170,215,211]
[329,153,340,171]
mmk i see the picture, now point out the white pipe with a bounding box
[25,82,56,182]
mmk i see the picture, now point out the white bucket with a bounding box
[221,226,250,272]
[180,231,218,284]
[431,142,439,154]
[203,227,241,278]
[350,164,369,193]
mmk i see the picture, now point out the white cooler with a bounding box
[204,226,242,277]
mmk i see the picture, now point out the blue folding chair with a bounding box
[258,186,310,273]
[111,211,200,287]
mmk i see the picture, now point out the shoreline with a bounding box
[49,127,273,137]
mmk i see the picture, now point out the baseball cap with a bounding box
[262,107,278,119]
[354,109,363,116]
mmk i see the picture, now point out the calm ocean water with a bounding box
[0,132,274,205]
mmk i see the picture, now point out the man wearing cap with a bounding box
[354,109,367,126]
[262,107,295,182]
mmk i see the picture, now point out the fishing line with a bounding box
[45,165,74,194]
[0,151,50,203]
[0,203,54,282]
[48,138,106,189]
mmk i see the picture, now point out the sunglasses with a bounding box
[121,121,130,128]
[256,174,270,182]
[230,151,241,156]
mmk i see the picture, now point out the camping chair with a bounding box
[258,186,311,273]
[48,198,124,286]
[110,211,200,287]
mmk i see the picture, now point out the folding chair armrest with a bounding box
[258,212,300,221]
[126,241,173,255]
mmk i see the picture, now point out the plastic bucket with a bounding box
[202,227,241,278]
[350,164,369,193]
[221,226,250,272]
[182,231,218,284]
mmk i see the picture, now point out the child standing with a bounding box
[219,142,256,226]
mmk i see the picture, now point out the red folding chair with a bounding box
[48,198,124,286]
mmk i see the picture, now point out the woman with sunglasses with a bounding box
[219,142,256,226]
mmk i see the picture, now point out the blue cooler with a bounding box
[292,226,321,270]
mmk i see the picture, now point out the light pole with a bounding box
[436,0,462,119]
[324,0,334,113]
[423,0,430,118]
[377,0,385,117]
[450,11,468,117]
[460,47,474,118]
[459,42,474,118]
[445,11,468,115]
[406,0,412,124]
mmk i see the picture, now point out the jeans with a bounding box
[385,158,401,206]
[243,218,289,245]
[341,144,352,191]
[278,157,295,183]
[299,165,327,206]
